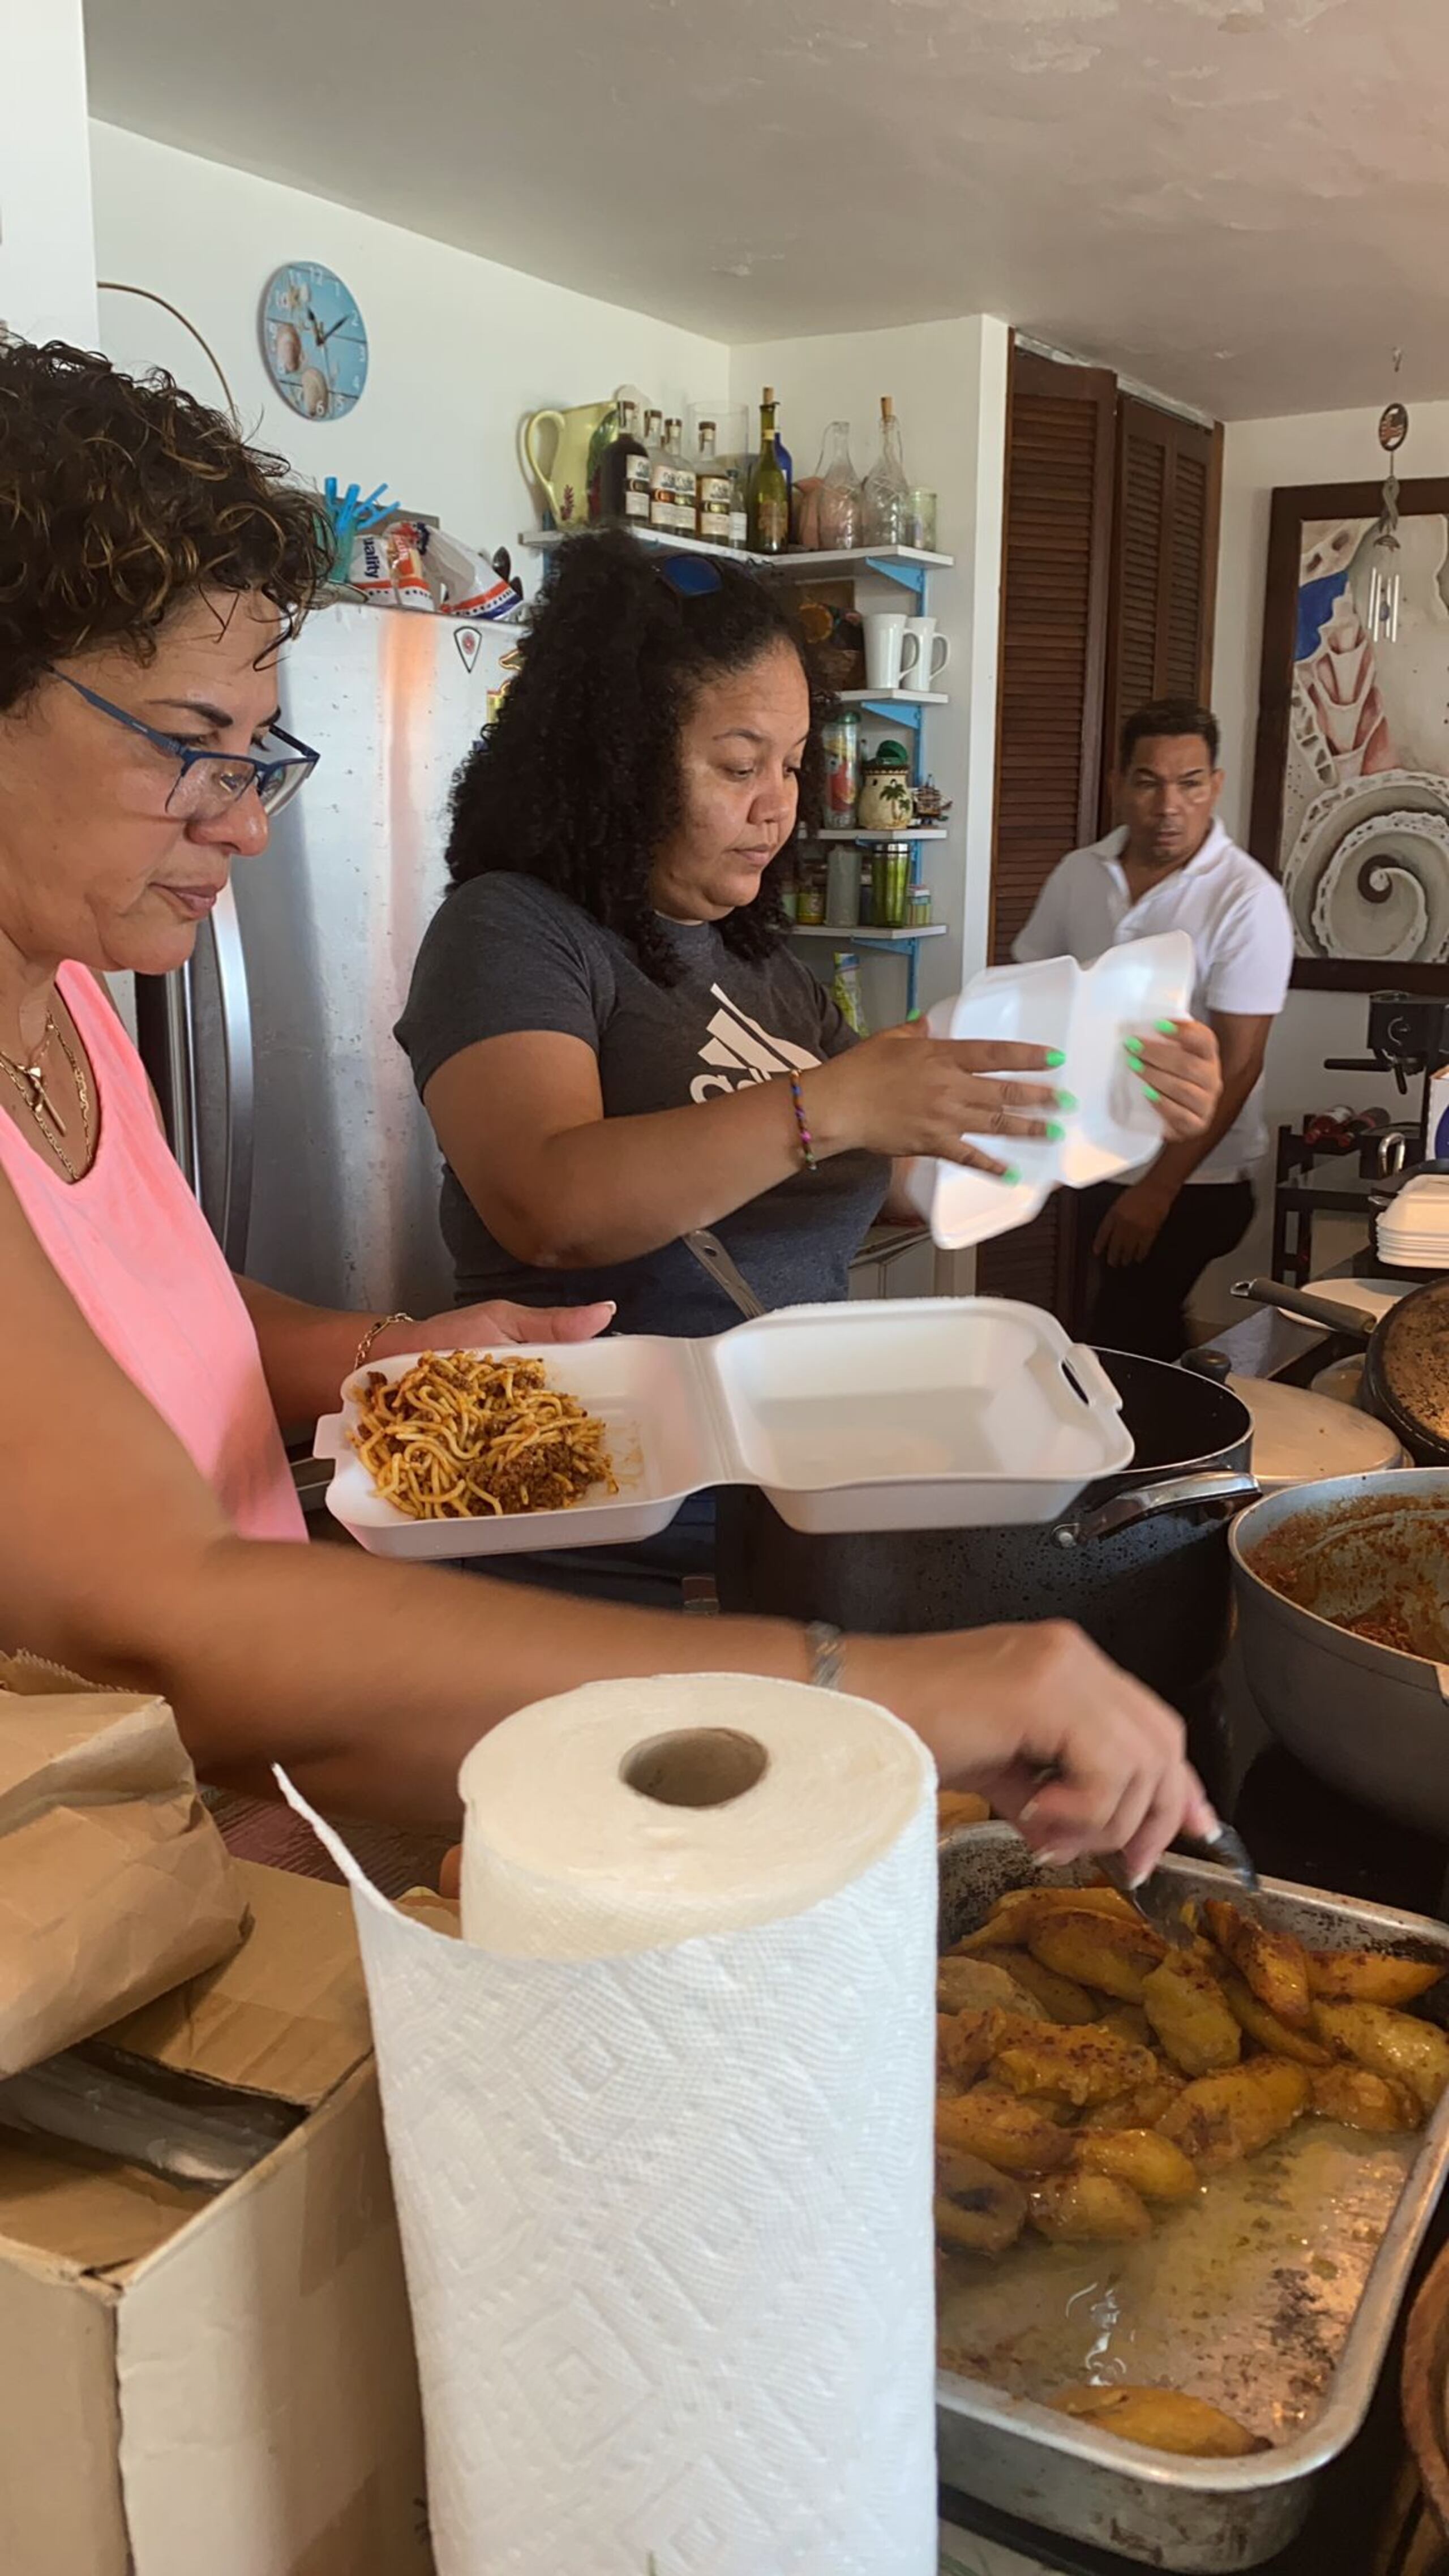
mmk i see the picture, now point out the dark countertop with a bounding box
[943,1287,1449,2573]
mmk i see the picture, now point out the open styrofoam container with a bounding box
[905,931,1196,1252]
[315,1296,1133,1558]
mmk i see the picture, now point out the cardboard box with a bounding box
[0,1861,432,2575]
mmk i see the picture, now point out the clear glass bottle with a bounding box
[861,395,910,548]
[815,421,862,551]
[747,388,790,555]
[694,421,736,548]
[651,418,688,535]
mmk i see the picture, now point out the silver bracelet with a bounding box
[806,1622,846,1692]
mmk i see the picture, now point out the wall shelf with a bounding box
[790,923,948,944]
[815,826,947,843]
[836,689,949,708]
[518,526,953,577]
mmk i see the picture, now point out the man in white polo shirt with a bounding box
[1015,697,1293,1361]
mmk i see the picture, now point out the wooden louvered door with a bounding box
[1100,397,1223,815]
[976,348,1116,1315]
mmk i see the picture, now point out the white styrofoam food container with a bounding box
[906,931,1196,1252]
[315,1297,1133,1559]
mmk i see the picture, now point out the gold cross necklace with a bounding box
[0,1013,93,1181]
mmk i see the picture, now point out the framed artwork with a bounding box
[1249,476,1449,992]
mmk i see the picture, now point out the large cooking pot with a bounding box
[716,1349,1257,1713]
[1231,1468,1449,1837]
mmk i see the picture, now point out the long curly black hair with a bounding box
[445,529,831,984]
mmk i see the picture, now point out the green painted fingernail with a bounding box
[997,1165,1021,1185]
[1140,1082,1161,1101]
[907,1007,922,1022]
[1155,1019,1176,1035]
[1045,1048,1065,1068]
[1055,1091,1078,1111]
[1045,1121,1065,1142]
[1124,1035,1144,1056]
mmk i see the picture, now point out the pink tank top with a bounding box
[0,965,304,1542]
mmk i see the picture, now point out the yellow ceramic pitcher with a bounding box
[520,401,611,530]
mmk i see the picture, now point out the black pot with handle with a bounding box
[715,1349,1257,1717]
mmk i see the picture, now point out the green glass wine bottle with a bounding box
[747,388,789,555]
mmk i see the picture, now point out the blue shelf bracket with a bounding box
[865,554,929,598]
[860,696,923,733]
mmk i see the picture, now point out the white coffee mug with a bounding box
[899,616,951,693]
[863,612,907,692]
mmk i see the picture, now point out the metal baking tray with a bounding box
[935,1825,1449,2571]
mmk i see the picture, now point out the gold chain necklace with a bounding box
[0,1013,93,1181]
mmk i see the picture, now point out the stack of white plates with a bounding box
[1376,1174,1449,1269]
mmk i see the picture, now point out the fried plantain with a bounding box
[1027,1907,1168,2003]
[950,1883,1138,1955]
[937,1957,1048,2020]
[1306,1950,1445,2007]
[992,2024,1159,2110]
[937,1790,991,1835]
[1217,1969,1331,2068]
[1079,2074,1185,2131]
[1048,2384,1266,2458]
[1309,2063,1422,2134]
[1071,2127,1201,2204]
[934,2146,1028,2253]
[1203,1900,1313,2029]
[1027,2170,1154,2244]
[970,1945,1100,2025]
[1312,2000,1449,2119]
[937,2085,1074,2175]
[1142,1949,1242,2077]
[1156,2058,1310,2172]
[1096,2003,1156,2049]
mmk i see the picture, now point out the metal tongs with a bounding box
[1094,1823,1262,1950]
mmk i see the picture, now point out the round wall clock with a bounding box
[259,262,369,422]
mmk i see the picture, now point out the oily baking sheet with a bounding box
[933,1827,1449,2572]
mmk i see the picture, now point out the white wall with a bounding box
[727,317,1009,1020]
[1202,398,1449,1310]
[0,0,97,344]
[88,122,728,565]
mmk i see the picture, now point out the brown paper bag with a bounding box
[0,1653,248,2077]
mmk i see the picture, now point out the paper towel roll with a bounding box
[282,1675,938,2576]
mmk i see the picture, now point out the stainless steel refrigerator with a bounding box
[136,599,515,1321]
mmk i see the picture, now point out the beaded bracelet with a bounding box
[788,1070,818,1173]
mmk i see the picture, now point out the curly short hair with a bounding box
[0,338,328,713]
[445,529,830,983]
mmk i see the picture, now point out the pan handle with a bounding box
[1052,1468,1260,1549]
[1231,1276,1374,1341]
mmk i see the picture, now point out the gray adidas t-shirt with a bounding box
[396,872,889,1336]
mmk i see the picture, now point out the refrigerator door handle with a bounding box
[209,879,255,1272]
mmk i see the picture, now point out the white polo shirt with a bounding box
[1013,820,1294,1185]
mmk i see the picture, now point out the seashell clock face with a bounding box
[259,263,368,422]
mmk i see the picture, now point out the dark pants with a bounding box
[1078,1178,1254,1363]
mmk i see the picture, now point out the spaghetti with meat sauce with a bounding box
[350,1351,617,1520]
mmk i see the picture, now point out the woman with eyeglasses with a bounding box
[0,337,1219,1879]
[398,532,1222,1604]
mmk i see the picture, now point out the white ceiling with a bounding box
[83,0,1449,420]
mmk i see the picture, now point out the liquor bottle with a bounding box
[861,395,910,547]
[748,388,790,555]
[599,396,650,528]
[694,420,736,548]
[650,417,680,534]
[666,418,697,537]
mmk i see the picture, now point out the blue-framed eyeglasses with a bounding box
[48,668,320,820]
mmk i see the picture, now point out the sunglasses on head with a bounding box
[655,552,723,599]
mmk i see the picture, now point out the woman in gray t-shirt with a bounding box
[399,534,1213,1339]
[396,535,1217,1601]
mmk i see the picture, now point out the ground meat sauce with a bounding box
[1249,1489,1449,1664]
